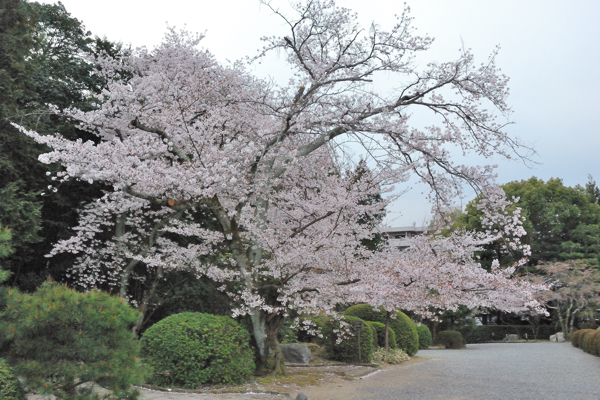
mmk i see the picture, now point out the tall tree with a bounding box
[17,1,543,373]
[457,177,600,267]
[0,0,125,289]
[528,260,600,337]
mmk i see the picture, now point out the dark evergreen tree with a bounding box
[0,0,126,290]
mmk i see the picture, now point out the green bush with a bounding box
[0,358,25,400]
[296,314,331,346]
[344,305,419,356]
[572,329,597,348]
[365,321,378,350]
[368,321,396,349]
[463,325,557,343]
[436,330,464,349]
[322,316,373,363]
[140,312,254,387]
[371,348,410,365]
[582,330,600,355]
[415,323,433,349]
[0,282,142,400]
[594,330,600,356]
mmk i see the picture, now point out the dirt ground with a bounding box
[25,361,394,400]
[133,362,390,399]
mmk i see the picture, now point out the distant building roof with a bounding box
[381,226,427,249]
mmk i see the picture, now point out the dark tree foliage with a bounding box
[0,0,126,290]
[456,177,600,267]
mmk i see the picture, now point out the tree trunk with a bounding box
[211,196,286,375]
[384,311,391,351]
[252,308,286,375]
[132,266,163,335]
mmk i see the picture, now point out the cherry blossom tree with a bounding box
[528,261,600,338]
[17,1,545,373]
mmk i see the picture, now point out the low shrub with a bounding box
[371,348,410,365]
[0,358,25,400]
[296,314,331,346]
[436,330,464,349]
[323,316,374,364]
[344,305,419,356]
[582,330,600,356]
[368,321,397,349]
[140,312,254,387]
[0,282,142,400]
[463,325,557,343]
[572,329,597,348]
[365,321,378,350]
[572,330,583,348]
[594,331,600,356]
[415,323,433,349]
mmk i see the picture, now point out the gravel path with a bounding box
[300,342,600,399]
[130,342,600,400]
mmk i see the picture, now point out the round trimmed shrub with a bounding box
[594,330,600,356]
[572,329,596,348]
[140,312,255,387]
[323,316,374,363]
[0,358,25,400]
[365,321,378,350]
[415,323,433,350]
[368,321,397,349]
[296,314,331,346]
[344,305,419,356]
[582,330,600,355]
[0,282,142,399]
[436,330,464,349]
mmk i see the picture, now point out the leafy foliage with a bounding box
[322,316,374,363]
[371,348,410,365]
[436,330,465,349]
[368,321,397,349]
[415,323,433,349]
[344,304,419,356]
[0,0,123,289]
[0,281,142,399]
[140,312,255,387]
[581,330,600,356]
[572,329,596,349]
[0,358,25,400]
[140,271,232,333]
[457,177,600,267]
[463,324,556,343]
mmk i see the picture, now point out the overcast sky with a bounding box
[40,0,600,226]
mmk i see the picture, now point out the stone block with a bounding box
[280,343,312,364]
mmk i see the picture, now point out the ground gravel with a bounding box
[30,342,598,399]
[300,342,600,399]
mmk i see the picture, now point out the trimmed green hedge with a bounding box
[461,325,558,343]
[140,312,255,387]
[436,330,464,349]
[0,358,25,400]
[344,305,419,356]
[368,321,397,349]
[571,329,594,348]
[582,330,600,356]
[323,316,374,363]
[415,323,433,349]
[572,329,600,357]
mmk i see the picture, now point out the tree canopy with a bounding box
[0,0,125,289]
[457,176,600,267]
[14,0,546,373]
